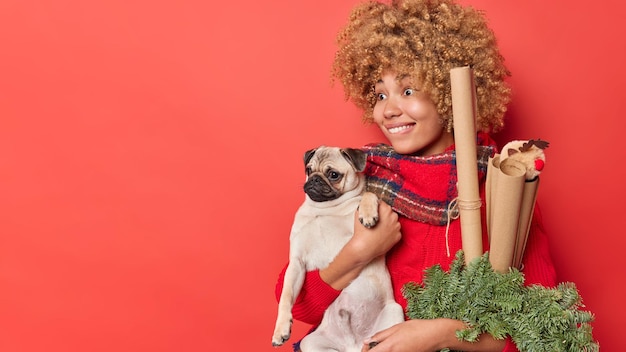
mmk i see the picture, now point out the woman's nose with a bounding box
[383,96,401,119]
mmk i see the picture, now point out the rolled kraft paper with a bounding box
[512,177,540,269]
[450,67,483,264]
[488,157,526,273]
[485,155,501,239]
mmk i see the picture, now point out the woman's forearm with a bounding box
[319,240,370,290]
[321,202,401,290]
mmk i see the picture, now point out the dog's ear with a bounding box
[341,148,367,172]
[304,148,317,166]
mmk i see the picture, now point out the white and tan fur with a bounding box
[272,146,404,352]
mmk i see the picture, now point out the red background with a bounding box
[0,0,623,351]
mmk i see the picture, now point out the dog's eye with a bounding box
[305,167,312,176]
[327,170,342,181]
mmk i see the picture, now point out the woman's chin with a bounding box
[388,142,420,155]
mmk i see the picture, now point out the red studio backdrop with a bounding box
[0,0,623,351]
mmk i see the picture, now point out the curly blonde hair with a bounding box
[331,0,510,132]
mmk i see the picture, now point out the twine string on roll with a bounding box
[444,197,482,257]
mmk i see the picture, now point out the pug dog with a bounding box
[272,146,405,352]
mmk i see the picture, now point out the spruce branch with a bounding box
[402,251,599,352]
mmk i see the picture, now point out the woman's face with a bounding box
[372,72,454,156]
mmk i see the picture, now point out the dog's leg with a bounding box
[300,307,364,352]
[372,277,405,334]
[367,260,405,334]
[272,259,306,346]
[372,299,405,333]
[299,332,335,352]
[301,337,362,352]
[301,325,362,352]
[358,192,379,228]
[301,336,363,352]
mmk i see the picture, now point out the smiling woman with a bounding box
[0,0,622,351]
[275,1,561,351]
[372,73,453,156]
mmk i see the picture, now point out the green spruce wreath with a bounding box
[402,251,598,352]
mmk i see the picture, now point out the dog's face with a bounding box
[302,146,367,202]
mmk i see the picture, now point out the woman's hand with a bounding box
[320,201,401,290]
[361,319,452,352]
[362,319,506,352]
[350,201,401,263]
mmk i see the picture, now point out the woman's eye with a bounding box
[403,88,414,96]
[376,93,387,101]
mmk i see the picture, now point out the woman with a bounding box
[276,0,556,351]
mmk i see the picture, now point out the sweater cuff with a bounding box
[501,337,519,352]
[300,269,341,306]
[291,270,341,325]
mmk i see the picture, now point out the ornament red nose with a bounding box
[534,159,545,171]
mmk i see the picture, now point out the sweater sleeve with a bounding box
[518,204,557,287]
[502,337,519,352]
[275,264,342,325]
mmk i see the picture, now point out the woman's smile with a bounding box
[385,123,415,134]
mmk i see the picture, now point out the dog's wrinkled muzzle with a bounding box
[304,175,340,202]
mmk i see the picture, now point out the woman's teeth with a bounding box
[388,125,412,134]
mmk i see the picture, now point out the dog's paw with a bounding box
[359,215,379,229]
[271,319,292,347]
[358,192,379,228]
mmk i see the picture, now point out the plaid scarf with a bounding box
[363,133,496,226]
